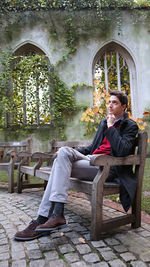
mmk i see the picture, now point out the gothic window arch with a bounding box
[12,42,51,126]
[93,41,138,117]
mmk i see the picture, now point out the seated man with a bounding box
[14,90,138,241]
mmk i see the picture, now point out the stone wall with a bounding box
[0,9,150,150]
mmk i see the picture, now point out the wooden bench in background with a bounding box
[16,132,148,240]
[0,139,32,193]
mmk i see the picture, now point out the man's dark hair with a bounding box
[110,91,128,108]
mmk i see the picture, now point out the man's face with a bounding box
[108,95,126,117]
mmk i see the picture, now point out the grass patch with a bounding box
[141,196,150,214]
[0,170,43,184]
[143,157,150,191]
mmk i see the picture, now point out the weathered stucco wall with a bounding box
[0,9,150,150]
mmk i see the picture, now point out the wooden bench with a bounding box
[16,132,148,240]
[17,140,91,193]
[0,139,32,193]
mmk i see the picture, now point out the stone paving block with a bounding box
[0,215,7,221]
[0,244,9,253]
[12,250,26,260]
[11,241,25,252]
[38,236,51,244]
[97,247,112,252]
[61,226,72,233]
[133,227,144,233]
[70,261,89,267]
[142,224,150,231]
[44,250,59,260]
[108,259,126,267]
[113,245,128,253]
[100,250,117,261]
[50,231,62,238]
[140,251,150,262]
[52,236,69,246]
[130,261,148,267]
[92,262,109,267]
[120,252,136,262]
[0,233,6,239]
[2,223,12,230]
[0,261,9,267]
[104,237,120,246]
[83,233,90,241]
[83,253,100,263]
[70,223,87,232]
[25,243,39,250]
[27,250,43,260]
[65,231,81,239]
[29,259,45,267]
[91,240,106,248]
[0,252,10,261]
[0,238,8,245]
[46,259,66,267]
[39,242,55,252]
[58,244,75,254]
[139,230,150,237]
[64,252,80,263]
[76,244,91,254]
[12,260,27,267]
[71,237,84,245]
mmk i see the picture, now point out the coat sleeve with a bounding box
[104,120,138,157]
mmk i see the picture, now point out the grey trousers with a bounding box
[38,147,99,217]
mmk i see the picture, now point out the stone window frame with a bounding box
[13,41,50,126]
[92,41,139,117]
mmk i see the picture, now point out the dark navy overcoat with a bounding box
[77,113,139,212]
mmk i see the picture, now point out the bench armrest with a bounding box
[90,154,140,167]
[29,152,55,173]
[90,154,140,187]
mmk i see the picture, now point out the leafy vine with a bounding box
[0,48,77,138]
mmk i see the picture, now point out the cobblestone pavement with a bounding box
[0,188,150,267]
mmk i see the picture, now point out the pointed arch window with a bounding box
[93,42,138,116]
[94,51,130,94]
[12,43,51,126]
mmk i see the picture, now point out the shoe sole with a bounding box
[14,232,48,241]
[35,224,68,232]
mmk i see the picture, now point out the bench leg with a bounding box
[17,172,23,193]
[8,165,14,193]
[90,191,103,241]
[25,173,30,184]
[90,172,104,240]
[131,197,141,229]
[44,180,47,190]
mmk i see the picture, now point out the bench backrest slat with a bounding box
[50,140,92,153]
[0,139,32,162]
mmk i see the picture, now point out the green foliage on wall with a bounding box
[0,1,149,58]
[0,0,149,139]
[0,0,149,12]
[0,48,77,139]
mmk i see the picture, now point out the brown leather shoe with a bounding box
[35,214,68,232]
[14,220,43,241]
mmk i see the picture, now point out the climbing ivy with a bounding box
[0,0,149,137]
[0,0,149,12]
[0,48,77,138]
[0,0,149,58]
